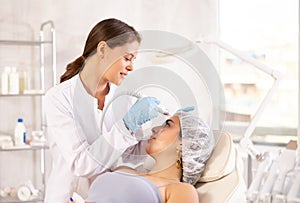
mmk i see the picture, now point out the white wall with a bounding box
[0,0,218,195]
[1,0,219,80]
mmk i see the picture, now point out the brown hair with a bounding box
[60,18,141,83]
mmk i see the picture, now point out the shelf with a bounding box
[0,21,56,203]
[0,193,43,203]
[0,197,43,203]
[0,91,45,97]
[0,145,48,151]
[0,40,52,46]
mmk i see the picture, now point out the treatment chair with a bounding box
[195,131,247,203]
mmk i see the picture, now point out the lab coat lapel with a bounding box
[73,77,100,144]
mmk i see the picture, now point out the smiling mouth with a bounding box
[119,73,124,78]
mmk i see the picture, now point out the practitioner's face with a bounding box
[102,41,139,85]
[146,115,181,155]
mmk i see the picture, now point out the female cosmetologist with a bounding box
[44,18,160,202]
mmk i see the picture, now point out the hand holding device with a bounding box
[123,96,160,134]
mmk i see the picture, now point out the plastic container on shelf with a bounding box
[18,62,30,94]
[1,66,10,94]
[19,69,29,94]
[14,118,26,146]
[8,66,19,94]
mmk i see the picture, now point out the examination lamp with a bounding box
[149,36,283,161]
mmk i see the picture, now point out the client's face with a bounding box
[146,115,181,155]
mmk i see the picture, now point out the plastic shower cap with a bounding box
[176,111,215,185]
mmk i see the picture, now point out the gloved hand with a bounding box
[123,97,160,134]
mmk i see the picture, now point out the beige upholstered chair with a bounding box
[195,131,247,203]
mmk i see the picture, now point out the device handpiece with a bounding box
[157,105,170,116]
[134,92,170,116]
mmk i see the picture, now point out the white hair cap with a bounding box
[176,111,215,185]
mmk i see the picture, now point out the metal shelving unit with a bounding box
[0,21,56,203]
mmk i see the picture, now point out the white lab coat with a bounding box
[44,75,146,202]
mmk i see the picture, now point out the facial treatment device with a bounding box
[133,92,170,116]
[100,91,170,135]
[246,152,273,202]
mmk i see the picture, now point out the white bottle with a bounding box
[1,66,10,94]
[14,118,26,146]
[9,66,19,94]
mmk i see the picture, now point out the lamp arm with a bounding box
[196,38,282,80]
[243,79,281,140]
[197,38,283,159]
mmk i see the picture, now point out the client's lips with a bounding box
[150,134,157,140]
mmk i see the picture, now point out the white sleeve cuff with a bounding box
[102,120,138,151]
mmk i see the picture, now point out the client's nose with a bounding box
[151,126,162,137]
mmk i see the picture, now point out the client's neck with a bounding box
[147,138,182,181]
[149,163,181,182]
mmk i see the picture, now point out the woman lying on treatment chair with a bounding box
[86,110,215,203]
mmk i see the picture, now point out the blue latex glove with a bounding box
[123,97,160,134]
[176,106,195,113]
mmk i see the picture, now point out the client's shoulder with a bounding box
[166,182,199,203]
[167,182,196,192]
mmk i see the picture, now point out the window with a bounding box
[219,0,298,143]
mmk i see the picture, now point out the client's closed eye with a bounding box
[163,119,174,127]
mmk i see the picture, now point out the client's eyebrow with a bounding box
[165,119,175,124]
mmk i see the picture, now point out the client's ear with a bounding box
[176,143,182,153]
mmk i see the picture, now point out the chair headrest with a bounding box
[198,131,236,182]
